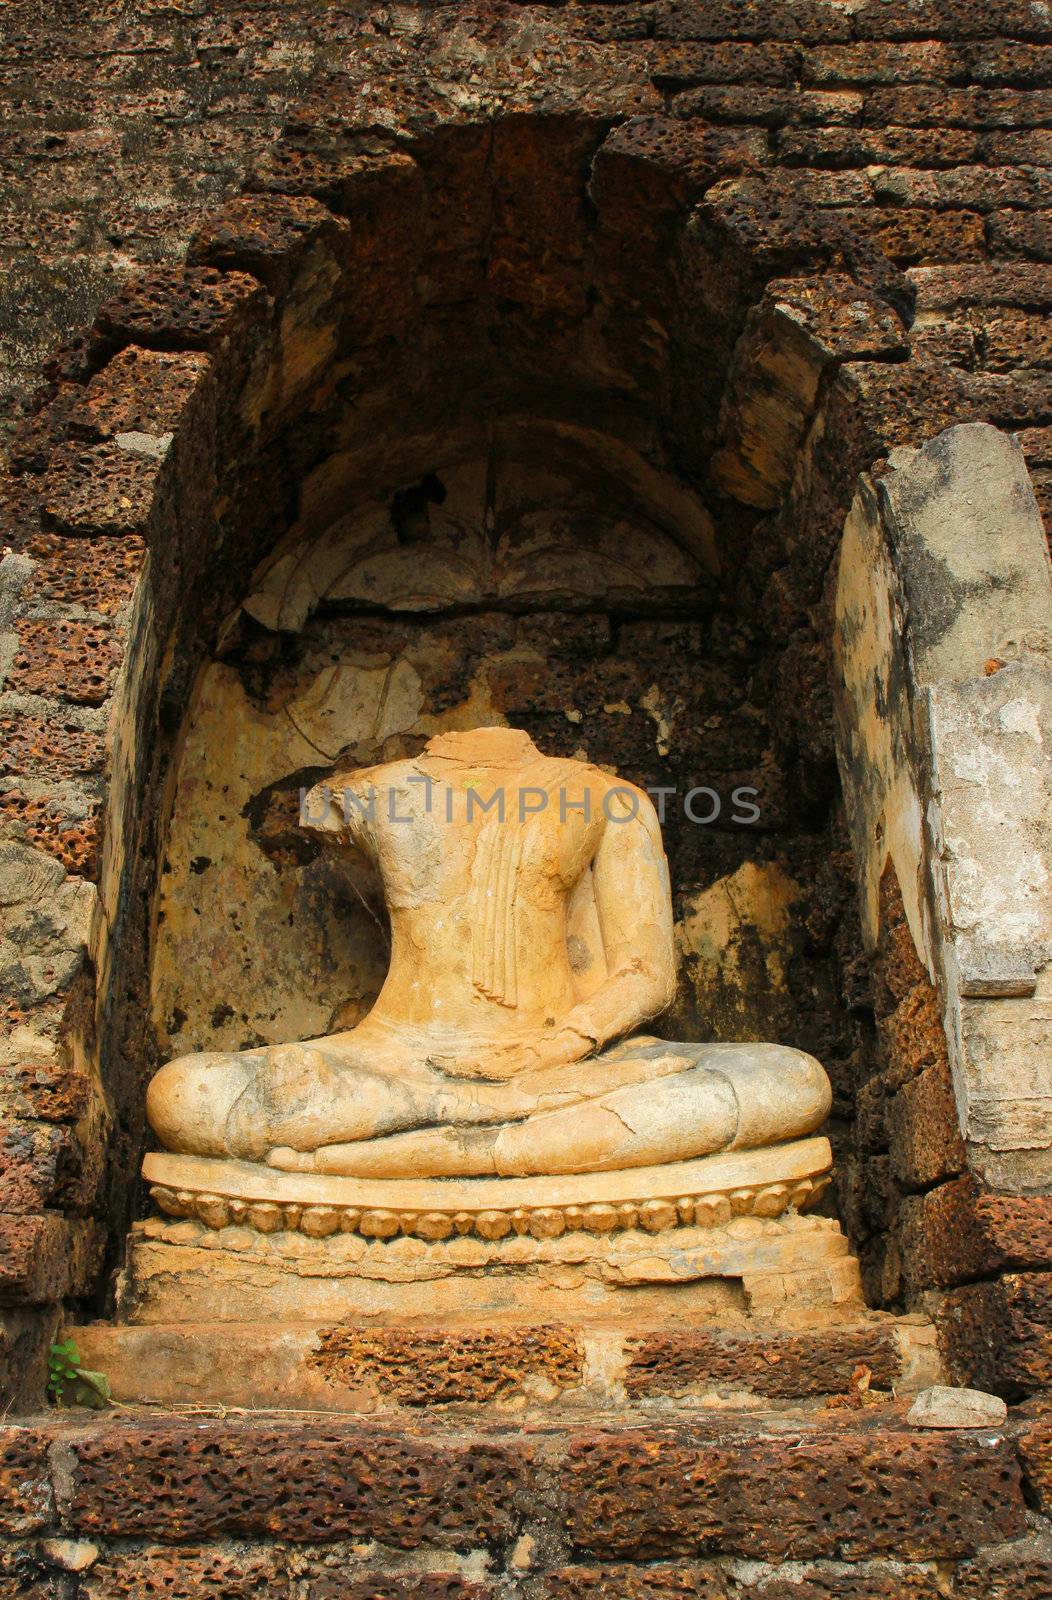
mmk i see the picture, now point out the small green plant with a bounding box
[47,1339,110,1410]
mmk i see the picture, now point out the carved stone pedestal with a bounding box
[131,1136,856,1325]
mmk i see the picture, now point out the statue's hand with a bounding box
[429,1024,594,1082]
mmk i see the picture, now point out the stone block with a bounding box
[0,1426,54,1534]
[851,2,1051,38]
[5,618,123,706]
[302,1576,492,1600]
[18,532,146,616]
[734,1567,946,1598]
[63,1420,527,1546]
[972,42,1052,86]
[712,274,906,507]
[938,1271,1052,1393]
[0,716,107,790]
[66,347,211,443]
[982,128,1052,163]
[561,1423,1024,1559]
[308,1326,583,1405]
[622,1325,902,1398]
[0,791,101,878]
[672,86,864,126]
[955,1532,1052,1599]
[0,1307,56,1411]
[903,1179,1052,1290]
[878,985,950,1089]
[544,1567,727,1598]
[1019,1419,1052,1511]
[94,266,269,353]
[779,127,982,166]
[39,440,163,537]
[888,1057,966,1189]
[79,1545,283,1599]
[650,42,798,89]
[908,262,1052,310]
[802,42,970,86]
[865,87,1052,128]
[988,209,1052,260]
[0,1120,83,1212]
[838,206,986,265]
[0,1214,101,1306]
[653,3,852,41]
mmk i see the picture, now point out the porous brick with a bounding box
[79,1544,284,1599]
[672,86,864,126]
[562,1422,1024,1559]
[39,441,160,538]
[779,127,982,166]
[64,1421,528,1547]
[864,86,1052,129]
[908,261,1052,308]
[6,619,123,707]
[939,1272,1052,1394]
[888,1057,967,1188]
[988,209,1052,259]
[304,1575,493,1600]
[67,347,211,442]
[650,42,799,89]
[93,266,269,353]
[971,40,1052,87]
[0,791,101,878]
[654,3,851,41]
[17,533,145,615]
[543,1567,727,1599]
[308,1326,583,1405]
[622,1326,902,1398]
[0,1121,82,1213]
[852,2,1052,41]
[0,1426,54,1534]
[802,42,969,86]
[0,718,105,789]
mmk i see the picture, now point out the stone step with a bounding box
[2,1404,1047,1598]
[67,1315,940,1413]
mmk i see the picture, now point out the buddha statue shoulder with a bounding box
[146,726,831,1179]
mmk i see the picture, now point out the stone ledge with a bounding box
[66,1315,937,1414]
[0,1410,1027,1560]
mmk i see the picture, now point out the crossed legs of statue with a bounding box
[146,1034,831,1179]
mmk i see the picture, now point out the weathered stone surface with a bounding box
[93,267,269,353]
[79,1545,282,1598]
[561,1423,1024,1559]
[955,1533,1052,1600]
[16,532,145,616]
[544,1567,727,1599]
[907,1384,1008,1428]
[889,1058,967,1190]
[300,1575,491,1600]
[939,1272,1052,1394]
[0,1427,53,1534]
[1019,1417,1052,1510]
[64,1420,527,1546]
[902,1178,1052,1290]
[0,1215,101,1306]
[6,618,124,705]
[188,193,349,296]
[623,1326,902,1398]
[308,1326,583,1405]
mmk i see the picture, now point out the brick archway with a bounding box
[1,19,1049,1409]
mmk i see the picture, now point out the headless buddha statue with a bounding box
[146,727,830,1178]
